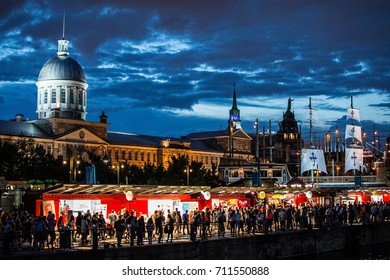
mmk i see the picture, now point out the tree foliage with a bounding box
[0,137,64,181]
[0,138,219,186]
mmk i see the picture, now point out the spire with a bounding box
[231,81,238,110]
[228,81,242,129]
[57,12,69,56]
[62,11,66,39]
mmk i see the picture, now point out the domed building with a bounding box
[0,34,228,184]
[36,37,88,121]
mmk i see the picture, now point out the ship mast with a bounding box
[309,97,313,148]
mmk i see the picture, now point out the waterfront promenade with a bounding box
[1,219,389,260]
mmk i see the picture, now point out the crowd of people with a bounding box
[1,200,390,255]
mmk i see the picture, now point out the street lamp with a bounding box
[184,165,192,186]
[112,164,124,185]
[254,118,262,187]
[68,156,80,183]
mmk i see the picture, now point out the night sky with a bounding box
[1,0,389,146]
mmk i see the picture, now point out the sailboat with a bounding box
[344,96,364,174]
[301,98,327,176]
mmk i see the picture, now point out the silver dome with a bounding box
[38,55,86,83]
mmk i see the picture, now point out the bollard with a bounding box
[92,227,98,250]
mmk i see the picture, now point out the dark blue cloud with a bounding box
[0,0,389,141]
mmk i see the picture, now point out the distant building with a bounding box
[252,98,303,176]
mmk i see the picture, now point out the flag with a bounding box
[346,108,360,122]
[300,149,327,174]
[345,124,362,142]
[345,148,363,172]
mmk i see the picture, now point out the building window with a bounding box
[128,151,132,160]
[44,90,48,104]
[78,91,82,105]
[147,152,150,162]
[134,151,138,161]
[141,152,144,162]
[205,156,209,165]
[51,89,56,103]
[153,153,156,162]
[121,150,126,160]
[70,89,74,104]
[114,150,119,160]
[61,88,66,103]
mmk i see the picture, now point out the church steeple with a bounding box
[228,82,242,129]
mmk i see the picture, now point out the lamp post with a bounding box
[184,165,192,186]
[254,118,262,187]
[67,156,80,183]
[113,164,124,185]
[74,160,80,183]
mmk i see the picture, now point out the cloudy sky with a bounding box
[0,0,389,146]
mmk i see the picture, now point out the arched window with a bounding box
[70,89,74,104]
[51,89,56,103]
[61,88,66,103]
[78,91,82,105]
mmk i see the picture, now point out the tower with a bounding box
[35,26,88,121]
[228,82,242,129]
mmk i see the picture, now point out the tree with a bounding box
[165,155,189,185]
[0,137,63,181]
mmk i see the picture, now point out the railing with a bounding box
[298,175,382,184]
[1,214,390,256]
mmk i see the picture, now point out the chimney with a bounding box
[15,114,24,122]
[99,111,108,123]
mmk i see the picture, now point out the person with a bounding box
[108,210,118,227]
[67,214,75,240]
[217,210,226,238]
[114,218,126,247]
[155,212,163,244]
[233,209,241,236]
[279,208,286,231]
[75,212,83,239]
[47,212,57,249]
[182,210,189,235]
[80,215,89,245]
[265,208,273,234]
[137,216,145,245]
[130,216,139,246]
[190,211,200,242]
[33,216,45,250]
[97,213,106,240]
[146,217,155,245]
[2,218,13,255]
[57,215,64,230]
[166,213,174,243]
[175,210,182,234]
[21,214,33,247]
